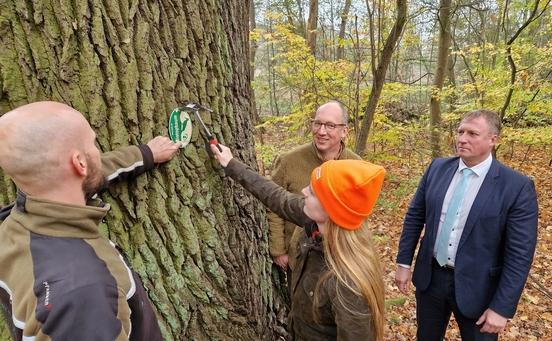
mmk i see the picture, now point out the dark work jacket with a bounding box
[0,145,161,341]
[225,159,376,341]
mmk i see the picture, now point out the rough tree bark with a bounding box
[0,0,283,340]
[429,0,453,158]
[355,0,407,156]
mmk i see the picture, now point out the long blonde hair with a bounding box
[315,219,385,341]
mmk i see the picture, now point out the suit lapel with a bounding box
[457,159,500,251]
[429,160,458,245]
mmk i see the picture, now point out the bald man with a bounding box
[0,102,180,341]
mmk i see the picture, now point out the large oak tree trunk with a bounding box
[0,0,283,339]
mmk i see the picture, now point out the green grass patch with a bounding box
[373,234,391,242]
[385,296,407,309]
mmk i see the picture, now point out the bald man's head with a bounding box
[316,101,348,124]
[0,101,92,192]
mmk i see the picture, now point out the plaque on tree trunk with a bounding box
[168,108,192,148]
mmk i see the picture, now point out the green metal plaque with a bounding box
[168,108,192,148]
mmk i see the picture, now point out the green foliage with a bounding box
[450,30,552,121]
[250,28,263,43]
[256,143,281,167]
[255,110,310,134]
[385,296,407,309]
[387,314,402,325]
[378,82,420,106]
[502,126,552,146]
[252,0,552,166]
[367,113,429,158]
[255,115,310,167]
[372,234,391,243]
[268,24,357,113]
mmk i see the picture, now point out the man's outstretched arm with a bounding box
[102,136,181,185]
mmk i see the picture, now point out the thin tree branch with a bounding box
[529,274,552,301]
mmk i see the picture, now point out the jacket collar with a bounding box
[311,141,345,162]
[11,191,109,239]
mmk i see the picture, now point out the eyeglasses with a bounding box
[310,120,347,131]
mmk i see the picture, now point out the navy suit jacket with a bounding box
[396,157,538,319]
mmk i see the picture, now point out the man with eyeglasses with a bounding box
[268,101,360,290]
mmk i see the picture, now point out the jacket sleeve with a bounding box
[101,145,154,186]
[1,145,154,221]
[489,178,538,318]
[396,160,435,265]
[267,155,288,257]
[225,159,309,228]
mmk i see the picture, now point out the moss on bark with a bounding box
[0,0,285,339]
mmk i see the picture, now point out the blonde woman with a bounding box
[211,144,386,341]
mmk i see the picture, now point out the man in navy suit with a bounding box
[395,109,538,340]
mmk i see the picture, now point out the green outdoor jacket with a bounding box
[225,159,376,341]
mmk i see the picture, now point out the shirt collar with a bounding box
[458,153,493,177]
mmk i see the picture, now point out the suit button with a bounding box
[309,291,314,297]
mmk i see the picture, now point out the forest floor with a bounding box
[256,125,552,340]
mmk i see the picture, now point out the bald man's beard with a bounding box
[82,154,106,201]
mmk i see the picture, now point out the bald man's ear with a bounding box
[340,126,349,139]
[71,152,88,177]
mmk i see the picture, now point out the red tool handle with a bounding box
[209,136,222,152]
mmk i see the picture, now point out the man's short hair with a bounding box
[462,109,501,135]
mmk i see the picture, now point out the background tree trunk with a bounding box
[250,0,260,124]
[429,0,453,158]
[294,0,307,37]
[0,0,283,340]
[355,0,407,156]
[306,0,319,54]
[337,0,352,60]
[446,53,457,113]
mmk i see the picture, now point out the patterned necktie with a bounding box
[435,168,474,266]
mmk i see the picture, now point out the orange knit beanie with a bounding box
[310,159,386,230]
